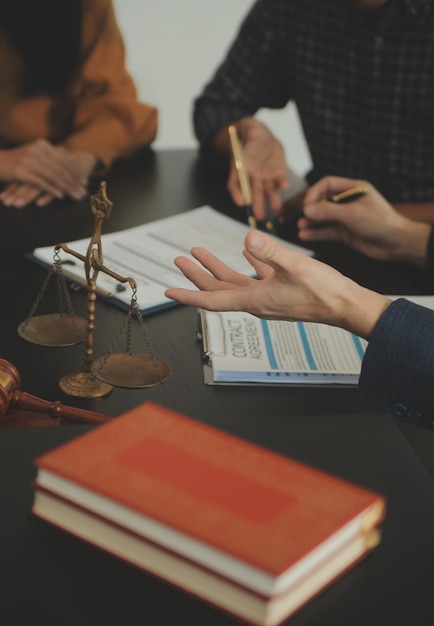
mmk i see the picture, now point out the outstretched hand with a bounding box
[165,230,391,339]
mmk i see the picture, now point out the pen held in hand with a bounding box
[228,125,257,229]
[329,185,369,204]
[276,184,369,228]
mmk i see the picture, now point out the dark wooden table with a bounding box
[1,148,434,626]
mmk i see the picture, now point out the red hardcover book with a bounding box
[32,402,385,626]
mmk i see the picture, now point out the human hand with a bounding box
[298,176,431,266]
[165,230,391,340]
[0,182,55,208]
[227,118,289,220]
[67,149,98,182]
[0,140,94,207]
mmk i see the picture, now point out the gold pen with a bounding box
[330,185,369,204]
[228,125,257,229]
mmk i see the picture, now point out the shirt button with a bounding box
[422,416,434,430]
[407,409,422,424]
[374,35,383,49]
[392,403,408,417]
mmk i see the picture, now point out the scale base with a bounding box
[59,371,112,399]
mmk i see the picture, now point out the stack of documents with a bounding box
[199,310,366,387]
[199,296,434,387]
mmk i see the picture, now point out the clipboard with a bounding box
[30,206,313,315]
[197,310,362,388]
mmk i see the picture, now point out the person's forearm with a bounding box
[387,217,431,267]
[0,150,14,181]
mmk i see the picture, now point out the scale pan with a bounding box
[17,314,87,347]
[92,353,171,388]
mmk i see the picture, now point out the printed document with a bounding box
[200,296,434,386]
[200,310,367,385]
[31,206,313,314]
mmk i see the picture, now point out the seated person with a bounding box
[165,176,434,428]
[0,0,157,209]
[193,0,434,221]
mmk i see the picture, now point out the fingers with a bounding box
[227,156,287,221]
[299,176,374,242]
[0,182,42,208]
[229,176,285,222]
[35,191,56,207]
[227,164,247,207]
[190,247,253,286]
[0,181,63,209]
[264,179,287,213]
[250,178,268,220]
[244,230,322,284]
[297,221,344,242]
[12,140,88,200]
[297,201,356,245]
[22,155,87,200]
[304,175,366,204]
[173,256,236,292]
[0,139,96,208]
[227,164,268,221]
[166,246,258,309]
[165,285,247,311]
[67,150,98,180]
[242,248,274,279]
[301,199,349,225]
[243,230,290,272]
[164,286,200,306]
[174,248,254,293]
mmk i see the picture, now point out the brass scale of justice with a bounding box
[17,181,171,399]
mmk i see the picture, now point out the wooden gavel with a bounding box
[0,358,111,425]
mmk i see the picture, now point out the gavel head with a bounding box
[0,359,21,417]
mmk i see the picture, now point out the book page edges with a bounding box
[32,480,384,597]
[32,489,379,626]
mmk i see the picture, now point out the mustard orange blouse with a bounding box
[0,0,158,170]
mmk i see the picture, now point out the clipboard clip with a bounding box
[197,309,226,363]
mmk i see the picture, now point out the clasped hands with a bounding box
[0,139,97,208]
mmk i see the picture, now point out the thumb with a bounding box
[245,231,288,271]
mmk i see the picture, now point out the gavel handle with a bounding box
[9,390,110,424]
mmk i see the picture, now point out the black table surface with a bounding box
[1,148,434,625]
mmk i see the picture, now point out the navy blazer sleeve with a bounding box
[357,224,434,428]
[358,298,434,429]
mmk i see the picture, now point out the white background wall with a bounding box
[113,0,312,177]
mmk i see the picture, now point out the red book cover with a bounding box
[33,401,385,591]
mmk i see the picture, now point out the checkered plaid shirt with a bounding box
[193,0,434,203]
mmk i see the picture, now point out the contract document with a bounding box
[199,310,367,386]
[199,295,434,386]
